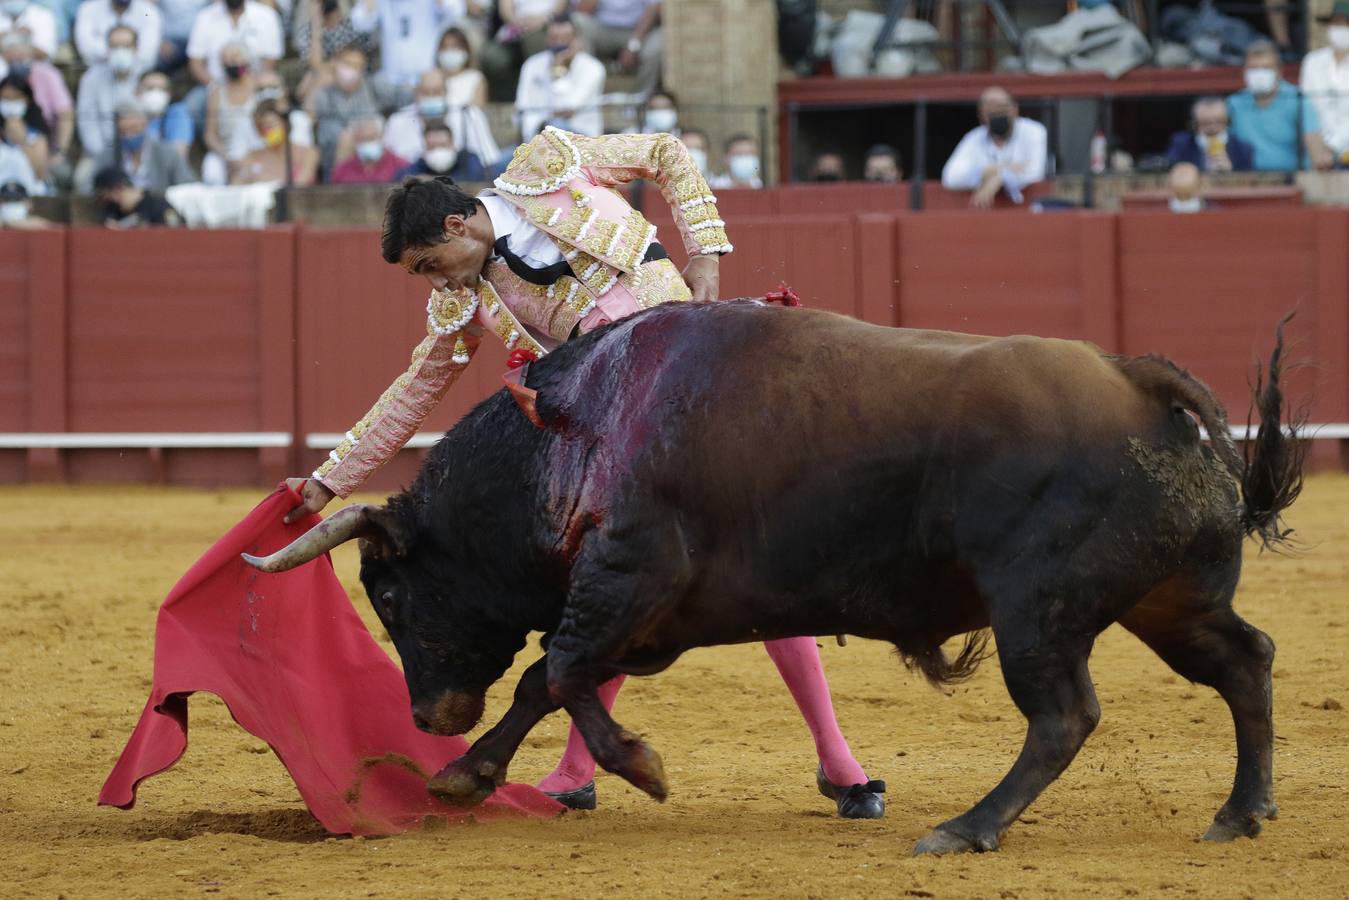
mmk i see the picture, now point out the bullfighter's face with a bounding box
[399,210,493,294]
[357,541,516,737]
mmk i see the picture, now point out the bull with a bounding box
[245,301,1302,854]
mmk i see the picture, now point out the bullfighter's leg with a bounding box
[1120,596,1277,841]
[914,636,1100,855]
[427,657,560,808]
[537,674,626,798]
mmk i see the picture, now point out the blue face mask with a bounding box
[417,97,447,119]
[121,131,146,153]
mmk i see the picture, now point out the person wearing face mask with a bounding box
[941,86,1047,209]
[0,0,57,60]
[80,97,196,195]
[808,151,846,182]
[384,69,452,165]
[396,120,484,180]
[1165,97,1254,173]
[294,0,376,63]
[186,0,283,89]
[314,45,387,176]
[75,0,163,72]
[637,89,679,135]
[0,73,48,183]
[349,0,468,90]
[1229,40,1332,172]
[232,100,320,186]
[74,25,142,162]
[330,115,408,184]
[1300,1,1349,167]
[863,144,903,183]
[1166,162,1208,214]
[434,26,499,170]
[515,15,605,140]
[138,71,195,159]
[0,179,46,227]
[680,128,710,179]
[202,41,256,185]
[0,33,71,163]
[480,0,566,101]
[709,134,763,189]
[230,71,315,160]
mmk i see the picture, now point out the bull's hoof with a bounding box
[912,827,997,856]
[426,760,500,808]
[614,731,668,801]
[1202,804,1276,842]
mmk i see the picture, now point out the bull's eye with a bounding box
[380,591,396,615]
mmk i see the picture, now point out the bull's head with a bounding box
[241,504,522,736]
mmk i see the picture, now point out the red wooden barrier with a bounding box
[2,203,1346,487]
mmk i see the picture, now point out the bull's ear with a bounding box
[365,506,412,559]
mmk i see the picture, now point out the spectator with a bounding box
[396,119,484,180]
[0,32,70,161]
[680,127,708,178]
[138,70,194,157]
[0,73,47,182]
[941,86,1048,208]
[863,143,902,183]
[232,69,315,158]
[74,24,141,161]
[93,165,182,226]
[349,0,465,92]
[0,179,45,226]
[0,138,39,193]
[313,44,385,173]
[516,15,605,139]
[1300,1,1349,167]
[638,88,678,134]
[202,41,256,184]
[294,0,375,61]
[1167,161,1206,213]
[1166,97,1254,173]
[329,114,407,183]
[187,0,282,88]
[384,69,448,164]
[0,1,57,59]
[1230,40,1332,171]
[158,0,209,71]
[809,151,845,182]
[82,98,197,194]
[75,0,161,71]
[709,133,762,189]
[480,0,566,101]
[572,0,663,98]
[437,25,498,168]
[232,100,320,185]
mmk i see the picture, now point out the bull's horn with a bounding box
[241,504,372,572]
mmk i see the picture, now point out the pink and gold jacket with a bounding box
[312,127,733,497]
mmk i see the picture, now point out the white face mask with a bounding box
[438,48,468,72]
[1330,25,1349,50]
[0,0,27,17]
[139,87,169,116]
[109,47,137,74]
[1244,67,1277,95]
[643,108,678,133]
[356,139,384,163]
[0,99,25,119]
[1169,196,1203,214]
[729,153,760,183]
[424,146,458,173]
[1,201,28,224]
[686,147,708,176]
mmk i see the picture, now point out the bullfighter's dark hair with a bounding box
[381,176,480,264]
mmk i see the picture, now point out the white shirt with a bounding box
[0,3,57,58]
[515,49,606,140]
[479,192,564,268]
[349,0,465,87]
[226,108,314,159]
[708,173,762,189]
[159,0,210,42]
[1300,47,1349,153]
[186,1,284,84]
[76,0,163,71]
[591,0,656,30]
[941,117,1048,202]
[75,61,140,158]
[0,142,43,195]
[383,104,429,162]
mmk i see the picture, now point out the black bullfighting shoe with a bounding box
[816,765,886,819]
[544,781,597,811]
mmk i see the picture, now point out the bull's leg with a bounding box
[426,657,559,808]
[914,637,1100,855]
[537,674,626,794]
[1120,598,1277,841]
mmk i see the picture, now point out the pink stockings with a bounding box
[536,635,867,793]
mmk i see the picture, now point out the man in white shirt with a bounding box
[0,0,57,59]
[76,0,162,71]
[515,15,605,139]
[384,69,449,164]
[941,86,1048,208]
[186,0,282,87]
[75,24,142,159]
[1299,1,1349,163]
[350,0,465,90]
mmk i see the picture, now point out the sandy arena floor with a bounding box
[1,477,1346,898]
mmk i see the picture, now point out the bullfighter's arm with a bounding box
[572,131,733,257]
[312,290,482,498]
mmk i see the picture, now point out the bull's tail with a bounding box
[1113,314,1304,550]
[899,629,992,688]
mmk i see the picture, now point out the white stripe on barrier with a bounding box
[305,432,441,449]
[0,432,293,449]
[1202,424,1349,441]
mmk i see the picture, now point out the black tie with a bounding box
[492,236,671,287]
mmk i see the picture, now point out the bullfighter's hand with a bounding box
[283,477,335,525]
[682,254,720,302]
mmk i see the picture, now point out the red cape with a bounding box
[99,485,561,834]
